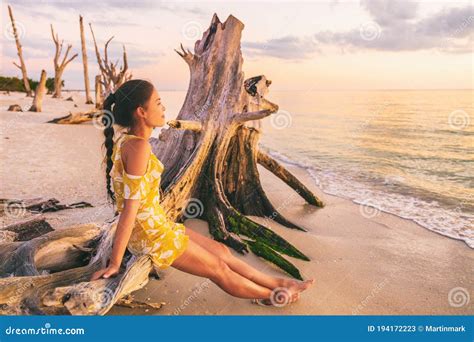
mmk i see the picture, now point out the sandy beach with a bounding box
[1,91,472,315]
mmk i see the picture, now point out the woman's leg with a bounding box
[170,238,273,300]
[185,226,314,292]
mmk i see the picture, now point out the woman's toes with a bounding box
[290,292,300,303]
[299,279,315,291]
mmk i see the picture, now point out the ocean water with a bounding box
[258,90,474,249]
[156,90,473,248]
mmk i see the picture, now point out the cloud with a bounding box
[313,2,474,54]
[242,36,320,60]
[7,0,207,17]
[241,1,473,60]
[360,0,419,26]
[3,32,160,71]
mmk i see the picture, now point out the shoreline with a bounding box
[261,147,474,250]
[1,91,472,315]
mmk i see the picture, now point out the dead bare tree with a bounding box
[95,74,103,109]
[50,24,78,98]
[8,5,32,97]
[0,14,324,315]
[29,70,47,112]
[89,23,132,96]
[79,15,93,104]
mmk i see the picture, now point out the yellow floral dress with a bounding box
[110,133,189,270]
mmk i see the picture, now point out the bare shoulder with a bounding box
[121,138,151,176]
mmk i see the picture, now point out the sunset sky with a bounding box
[1,0,473,90]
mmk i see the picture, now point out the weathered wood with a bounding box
[89,24,132,95]
[0,217,53,242]
[167,120,202,131]
[29,69,47,112]
[0,197,93,213]
[7,5,32,97]
[0,223,100,277]
[0,218,155,315]
[41,254,152,315]
[79,15,94,104]
[48,109,100,124]
[114,294,165,310]
[50,24,78,98]
[7,104,22,112]
[95,74,103,109]
[257,150,325,207]
[148,14,323,278]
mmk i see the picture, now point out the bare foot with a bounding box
[252,279,314,307]
[279,278,315,293]
[253,291,300,307]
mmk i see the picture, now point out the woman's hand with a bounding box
[90,263,120,281]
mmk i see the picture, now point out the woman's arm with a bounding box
[91,139,151,280]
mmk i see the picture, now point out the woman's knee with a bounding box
[210,257,232,282]
[216,243,232,259]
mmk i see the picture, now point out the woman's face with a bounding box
[142,88,166,127]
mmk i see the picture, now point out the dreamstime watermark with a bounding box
[448,109,470,130]
[173,279,210,314]
[263,189,301,227]
[182,21,203,41]
[4,322,85,336]
[437,15,474,54]
[448,287,470,308]
[359,21,381,41]
[269,287,292,307]
[4,20,26,41]
[5,279,34,308]
[270,109,292,129]
[182,198,204,219]
[93,109,115,130]
[358,198,381,218]
[91,287,115,308]
[352,276,390,315]
[3,199,27,219]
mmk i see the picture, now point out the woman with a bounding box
[91,79,314,306]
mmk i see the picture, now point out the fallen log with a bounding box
[0,217,54,242]
[0,218,155,315]
[47,109,100,124]
[0,197,93,214]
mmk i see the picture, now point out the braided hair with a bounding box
[101,79,155,206]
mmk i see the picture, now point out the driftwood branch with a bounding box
[233,109,273,123]
[257,151,324,207]
[167,120,202,131]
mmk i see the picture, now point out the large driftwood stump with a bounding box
[0,14,324,315]
[149,14,324,279]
